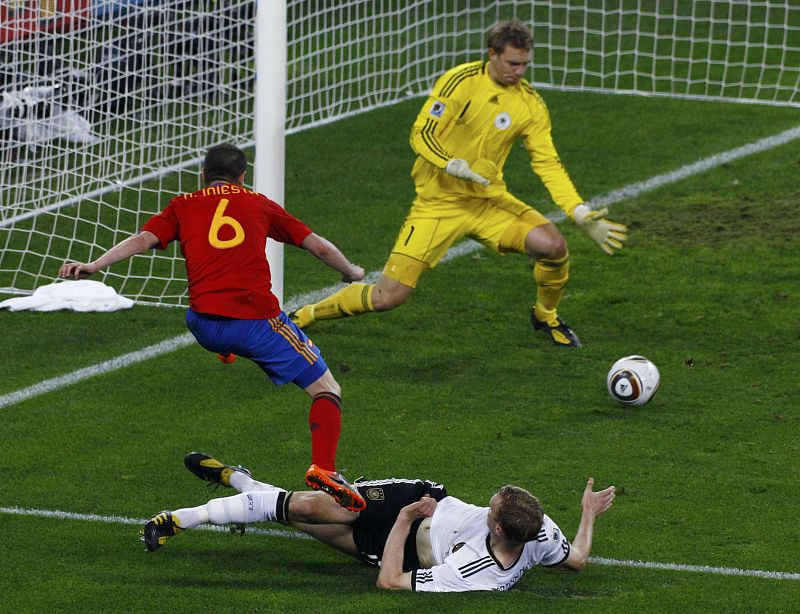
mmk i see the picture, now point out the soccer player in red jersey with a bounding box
[59,144,366,511]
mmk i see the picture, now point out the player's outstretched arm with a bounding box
[562,478,616,571]
[58,231,160,279]
[376,496,438,590]
[571,204,628,255]
[300,233,365,283]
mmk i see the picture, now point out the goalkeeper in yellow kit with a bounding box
[291,20,627,347]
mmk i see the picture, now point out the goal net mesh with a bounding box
[2,0,798,306]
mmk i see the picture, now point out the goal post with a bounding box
[2,0,798,308]
[255,0,287,306]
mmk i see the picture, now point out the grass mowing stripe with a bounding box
[4,123,799,411]
[2,505,798,581]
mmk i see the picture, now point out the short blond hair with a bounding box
[486,19,533,54]
[495,485,544,543]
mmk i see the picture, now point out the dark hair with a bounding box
[486,19,533,54]
[495,485,544,544]
[202,144,248,184]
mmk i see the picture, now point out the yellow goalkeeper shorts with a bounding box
[382,192,549,287]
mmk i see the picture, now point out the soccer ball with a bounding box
[607,355,660,406]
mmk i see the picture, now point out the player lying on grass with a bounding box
[143,452,615,592]
[58,144,366,511]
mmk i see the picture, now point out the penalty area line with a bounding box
[1,505,798,581]
[2,123,799,411]
[0,334,196,410]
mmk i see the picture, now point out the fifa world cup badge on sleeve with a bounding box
[429,100,446,118]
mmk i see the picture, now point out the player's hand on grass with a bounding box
[445,158,491,186]
[582,477,615,519]
[58,262,98,279]
[342,264,365,283]
[572,204,627,255]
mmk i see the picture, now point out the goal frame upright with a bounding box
[255,0,287,307]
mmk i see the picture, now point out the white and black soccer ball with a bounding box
[607,355,660,406]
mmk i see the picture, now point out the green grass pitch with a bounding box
[2,91,799,612]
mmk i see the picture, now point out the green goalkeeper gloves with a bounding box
[445,158,490,186]
[572,204,627,255]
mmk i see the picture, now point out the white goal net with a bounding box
[2,0,798,306]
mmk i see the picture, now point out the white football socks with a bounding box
[173,490,287,529]
[229,471,280,493]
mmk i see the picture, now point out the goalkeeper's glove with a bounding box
[445,158,490,186]
[572,204,628,255]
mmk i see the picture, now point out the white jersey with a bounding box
[412,496,570,592]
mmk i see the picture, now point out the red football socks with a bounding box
[308,392,342,471]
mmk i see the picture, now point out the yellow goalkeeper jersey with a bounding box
[409,60,583,216]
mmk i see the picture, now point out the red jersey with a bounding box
[143,183,312,319]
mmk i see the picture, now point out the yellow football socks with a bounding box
[533,254,569,326]
[297,283,375,327]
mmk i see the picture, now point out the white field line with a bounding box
[0,505,308,540]
[1,505,798,581]
[589,556,800,581]
[0,334,196,409]
[2,124,799,411]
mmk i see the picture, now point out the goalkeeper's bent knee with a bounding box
[498,209,551,254]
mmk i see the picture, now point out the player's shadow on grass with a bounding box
[144,545,378,592]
